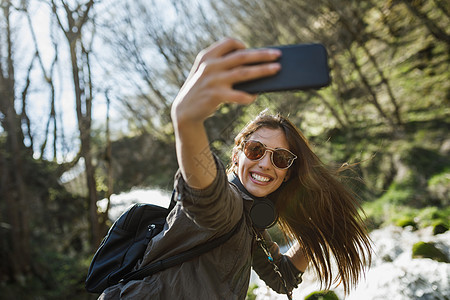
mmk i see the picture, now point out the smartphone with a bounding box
[233,43,331,93]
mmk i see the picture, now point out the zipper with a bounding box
[145,224,156,240]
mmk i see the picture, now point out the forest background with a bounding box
[0,0,449,298]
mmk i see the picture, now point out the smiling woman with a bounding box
[98,38,372,300]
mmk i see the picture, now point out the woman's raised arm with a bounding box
[171,38,281,189]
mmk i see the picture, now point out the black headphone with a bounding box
[229,173,278,229]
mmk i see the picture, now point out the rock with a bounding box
[395,217,418,230]
[433,222,449,235]
[305,290,339,300]
[412,241,449,263]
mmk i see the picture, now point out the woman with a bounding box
[100,38,372,299]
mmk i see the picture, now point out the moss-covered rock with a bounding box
[415,206,450,228]
[305,290,340,300]
[432,222,449,235]
[412,241,449,263]
[395,217,418,230]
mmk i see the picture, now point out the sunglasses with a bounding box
[241,140,297,169]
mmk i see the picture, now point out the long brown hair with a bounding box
[229,111,372,294]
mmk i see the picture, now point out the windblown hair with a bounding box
[229,111,372,294]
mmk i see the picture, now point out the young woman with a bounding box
[99,38,372,299]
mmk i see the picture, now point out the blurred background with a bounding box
[0,0,448,299]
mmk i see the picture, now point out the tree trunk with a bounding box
[328,0,403,126]
[68,39,101,248]
[346,46,397,129]
[3,106,32,282]
[53,0,100,248]
[0,1,32,282]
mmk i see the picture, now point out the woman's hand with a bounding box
[171,38,281,189]
[286,241,309,273]
[172,38,281,124]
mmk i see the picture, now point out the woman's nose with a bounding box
[258,151,273,169]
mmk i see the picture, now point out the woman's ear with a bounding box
[232,150,239,165]
[232,151,239,171]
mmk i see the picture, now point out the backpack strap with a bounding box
[120,215,244,284]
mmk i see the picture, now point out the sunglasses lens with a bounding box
[272,149,293,169]
[244,141,265,160]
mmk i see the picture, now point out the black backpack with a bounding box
[85,192,243,293]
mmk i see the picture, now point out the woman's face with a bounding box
[236,127,290,197]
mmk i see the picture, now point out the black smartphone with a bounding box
[233,43,331,93]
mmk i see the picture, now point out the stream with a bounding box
[253,225,449,300]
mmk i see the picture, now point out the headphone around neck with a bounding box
[229,173,278,229]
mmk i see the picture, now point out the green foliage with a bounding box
[395,217,418,230]
[360,141,449,211]
[378,172,421,206]
[401,147,449,179]
[0,150,93,296]
[429,168,450,186]
[428,168,450,206]
[412,241,449,263]
[416,206,450,229]
[2,250,95,300]
[363,202,450,231]
[305,290,340,300]
[107,133,178,192]
[246,283,259,300]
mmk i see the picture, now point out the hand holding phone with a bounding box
[233,43,331,93]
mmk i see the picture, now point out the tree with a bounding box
[50,0,101,248]
[98,0,224,136]
[400,0,450,45]
[0,0,34,282]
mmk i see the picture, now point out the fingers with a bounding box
[199,56,280,96]
[196,38,282,88]
[199,38,247,62]
[195,38,281,73]
[211,49,281,87]
[189,38,246,77]
[228,91,258,105]
[219,47,282,70]
[218,62,281,86]
[176,38,281,121]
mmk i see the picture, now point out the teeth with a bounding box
[252,173,270,182]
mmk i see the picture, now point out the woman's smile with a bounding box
[250,172,273,184]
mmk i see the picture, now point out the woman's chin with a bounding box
[245,184,271,198]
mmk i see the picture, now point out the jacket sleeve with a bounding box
[252,230,303,294]
[173,153,243,233]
